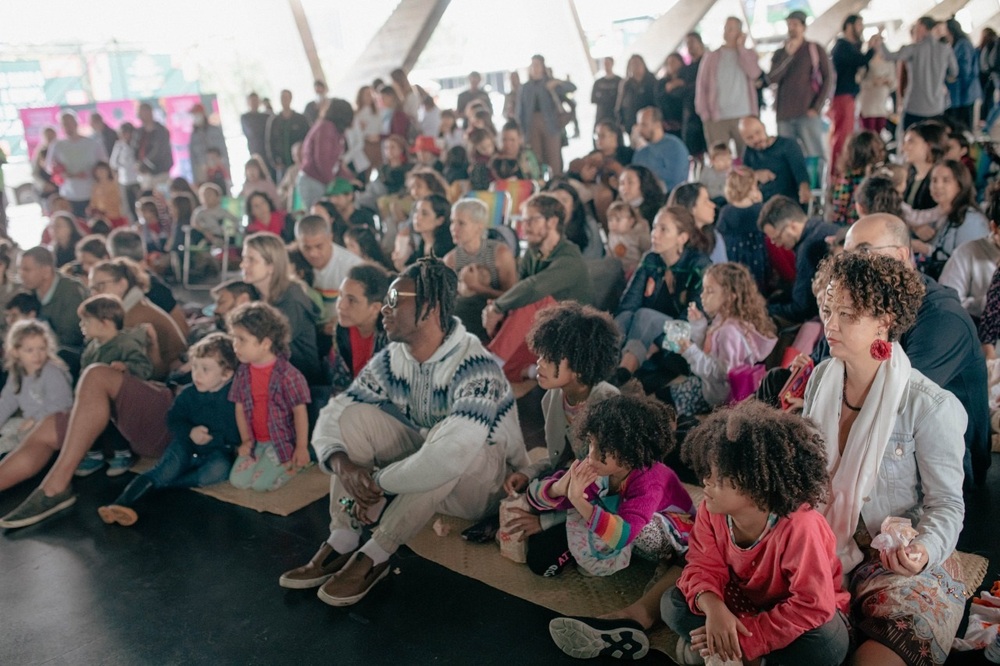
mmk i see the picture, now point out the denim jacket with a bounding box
[804,360,966,568]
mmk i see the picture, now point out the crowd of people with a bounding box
[3,10,1000,665]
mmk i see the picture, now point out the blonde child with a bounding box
[227,301,311,492]
[672,262,777,416]
[192,182,238,248]
[88,161,126,226]
[606,201,651,278]
[0,320,73,456]
[526,395,694,577]
[699,142,732,203]
[716,166,767,290]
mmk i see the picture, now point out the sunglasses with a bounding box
[383,288,417,309]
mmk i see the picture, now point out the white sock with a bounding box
[326,528,360,555]
[359,538,392,566]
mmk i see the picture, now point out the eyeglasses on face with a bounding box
[383,288,417,309]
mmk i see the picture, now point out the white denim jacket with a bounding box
[804,361,967,568]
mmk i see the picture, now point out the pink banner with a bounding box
[20,94,220,181]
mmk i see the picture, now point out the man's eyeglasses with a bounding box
[383,288,417,309]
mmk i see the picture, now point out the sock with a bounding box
[327,528,360,555]
[359,538,392,566]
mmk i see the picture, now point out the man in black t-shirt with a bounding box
[591,57,621,128]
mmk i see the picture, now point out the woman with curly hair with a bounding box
[804,251,967,666]
[525,394,693,578]
[668,262,777,416]
[548,401,846,663]
[617,164,666,227]
[828,130,886,225]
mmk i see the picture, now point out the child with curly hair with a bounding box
[546,401,848,662]
[525,394,694,578]
[669,401,849,665]
[669,262,777,416]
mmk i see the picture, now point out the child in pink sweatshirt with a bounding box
[669,401,850,665]
[526,395,694,577]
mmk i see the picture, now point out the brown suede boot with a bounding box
[316,552,390,607]
[278,543,356,589]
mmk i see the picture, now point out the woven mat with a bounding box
[130,457,329,516]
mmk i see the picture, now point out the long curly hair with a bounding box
[527,301,621,387]
[705,263,776,337]
[682,400,829,516]
[575,394,676,470]
[816,252,925,340]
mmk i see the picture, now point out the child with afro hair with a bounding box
[524,394,694,578]
[668,400,850,665]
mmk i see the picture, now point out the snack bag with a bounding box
[497,493,531,563]
[661,320,692,353]
[870,516,920,560]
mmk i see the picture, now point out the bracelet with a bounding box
[694,590,709,613]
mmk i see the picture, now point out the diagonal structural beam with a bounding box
[333,0,452,96]
[623,1,718,69]
[808,0,872,47]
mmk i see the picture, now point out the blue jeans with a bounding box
[143,439,233,489]
[615,308,672,363]
[777,115,825,162]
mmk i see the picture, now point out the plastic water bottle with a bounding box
[986,630,1000,663]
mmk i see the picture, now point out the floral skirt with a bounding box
[850,527,967,665]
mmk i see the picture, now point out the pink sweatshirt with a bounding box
[528,462,694,552]
[677,502,850,661]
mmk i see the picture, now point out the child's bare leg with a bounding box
[851,640,905,666]
[597,573,676,630]
[0,415,62,492]
[39,366,124,496]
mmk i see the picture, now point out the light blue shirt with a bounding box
[633,134,691,194]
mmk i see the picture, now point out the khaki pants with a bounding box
[529,112,564,177]
[328,403,507,553]
[702,118,745,158]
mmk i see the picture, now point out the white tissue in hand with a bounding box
[870,516,919,554]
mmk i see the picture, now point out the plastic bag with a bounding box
[497,493,531,563]
[661,320,691,354]
[870,516,919,556]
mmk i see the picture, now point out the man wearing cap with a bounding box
[189,103,230,186]
[324,179,378,234]
[769,10,832,167]
[411,136,444,172]
[878,17,958,129]
[266,89,310,182]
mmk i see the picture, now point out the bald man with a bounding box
[842,214,989,487]
[739,116,811,205]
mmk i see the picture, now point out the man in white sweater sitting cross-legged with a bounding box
[280,256,531,606]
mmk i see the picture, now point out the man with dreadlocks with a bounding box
[282,257,531,606]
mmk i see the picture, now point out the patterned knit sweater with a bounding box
[312,318,530,495]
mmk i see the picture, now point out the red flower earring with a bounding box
[870,338,892,361]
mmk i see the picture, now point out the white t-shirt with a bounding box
[716,48,752,121]
[313,244,364,320]
[46,136,107,201]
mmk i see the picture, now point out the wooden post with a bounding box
[287,0,326,85]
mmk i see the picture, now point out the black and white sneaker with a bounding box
[548,616,649,660]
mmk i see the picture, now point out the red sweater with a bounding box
[677,502,849,661]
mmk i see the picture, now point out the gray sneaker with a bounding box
[0,487,78,529]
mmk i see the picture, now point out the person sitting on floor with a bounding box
[548,401,849,665]
[279,257,530,608]
[227,302,311,493]
[482,194,593,383]
[487,302,620,543]
[0,320,73,458]
[525,394,693,578]
[97,333,240,526]
[605,202,651,279]
[0,294,175,528]
[106,228,189,337]
[329,264,390,393]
